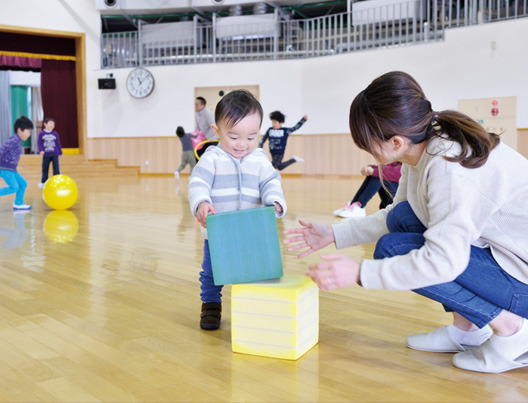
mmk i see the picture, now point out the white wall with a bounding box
[93,18,528,137]
[9,71,41,87]
[2,1,528,139]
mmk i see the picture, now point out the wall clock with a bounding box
[126,67,155,98]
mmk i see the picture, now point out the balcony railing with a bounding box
[101,0,527,68]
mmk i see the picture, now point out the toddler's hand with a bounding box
[274,202,283,215]
[196,201,216,228]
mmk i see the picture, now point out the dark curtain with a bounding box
[41,59,78,148]
[0,32,75,56]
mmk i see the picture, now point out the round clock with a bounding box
[126,67,155,98]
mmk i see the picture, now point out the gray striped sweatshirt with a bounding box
[188,145,287,239]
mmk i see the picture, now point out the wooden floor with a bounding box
[0,174,526,402]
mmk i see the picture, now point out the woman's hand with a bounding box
[307,254,360,290]
[196,201,216,228]
[283,219,335,258]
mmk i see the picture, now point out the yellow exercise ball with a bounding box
[42,174,78,210]
[43,210,79,243]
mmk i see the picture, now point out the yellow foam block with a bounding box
[231,274,319,360]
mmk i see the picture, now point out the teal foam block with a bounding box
[206,206,283,285]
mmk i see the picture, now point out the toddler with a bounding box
[188,90,287,330]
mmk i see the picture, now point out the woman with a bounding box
[284,71,528,374]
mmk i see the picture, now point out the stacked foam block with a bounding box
[207,207,319,360]
[231,274,319,360]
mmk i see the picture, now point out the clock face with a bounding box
[126,68,155,98]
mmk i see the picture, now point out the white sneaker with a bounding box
[292,155,304,162]
[333,201,351,216]
[38,183,45,189]
[337,202,366,219]
[13,204,32,210]
[174,171,180,180]
[407,325,492,353]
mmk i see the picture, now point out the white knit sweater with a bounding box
[333,136,528,290]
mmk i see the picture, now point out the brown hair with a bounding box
[215,90,263,130]
[349,71,500,168]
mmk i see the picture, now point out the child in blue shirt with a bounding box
[259,111,307,170]
[37,117,63,188]
[0,116,33,210]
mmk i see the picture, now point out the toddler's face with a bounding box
[215,113,261,160]
[44,120,55,131]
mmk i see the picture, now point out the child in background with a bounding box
[259,111,307,171]
[37,117,63,188]
[0,116,33,210]
[174,126,196,180]
[333,162,402,218]
[188,90,287,330]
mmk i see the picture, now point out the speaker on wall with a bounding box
[98,78,116,89]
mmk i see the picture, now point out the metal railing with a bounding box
[101,0,527,68]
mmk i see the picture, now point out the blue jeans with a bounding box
[373,201,528,328]
[200,240,223,303]
[352,176,399,209]
[0,170,27,205]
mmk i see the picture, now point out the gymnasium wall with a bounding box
[1,1,528,174]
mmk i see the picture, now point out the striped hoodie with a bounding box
[188,144,287,239]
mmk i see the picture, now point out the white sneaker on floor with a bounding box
[38,182,45,189]
[174,171,180,179]
[292,155,304,162]
[338,202,366,218]
[333,201,351,216]
[13,204,32,210]
[407,325,492,353]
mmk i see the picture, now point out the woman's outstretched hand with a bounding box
[307,254,360,290]
[283,219,335,258]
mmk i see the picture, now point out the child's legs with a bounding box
[271,154,284,169]
[271,154,296,170]
[13,172,27,205]
[176,153,189,173]
[187,151,197,173]
[51,156,60,176]
[0,170,19,197]
[41,156,52,183]
[378,180,399,209]
[199,240,223,303]
[351,176,381,207]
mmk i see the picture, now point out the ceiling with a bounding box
[99,0,349,33]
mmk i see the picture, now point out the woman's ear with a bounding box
[391,136,405,152]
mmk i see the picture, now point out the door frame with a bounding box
[0,24,87,157]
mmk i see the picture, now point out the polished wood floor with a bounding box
[0,174,526,402]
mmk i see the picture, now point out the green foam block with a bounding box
[206,206,283,285]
